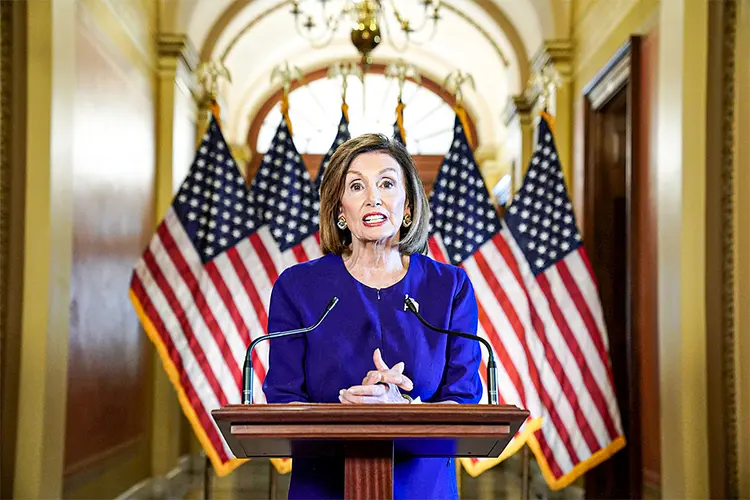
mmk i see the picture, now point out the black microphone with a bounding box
[242,296,339,404]
[403,295,499,405]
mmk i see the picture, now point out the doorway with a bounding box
[581,37,657,499]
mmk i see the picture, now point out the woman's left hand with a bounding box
[339,349,411,404]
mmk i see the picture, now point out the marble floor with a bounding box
[173,451,584,500]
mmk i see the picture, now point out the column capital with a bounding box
[502,94,534,127]
[531,39,574,78]
[157,33,198,73]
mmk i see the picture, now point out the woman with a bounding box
[263,133,482,499]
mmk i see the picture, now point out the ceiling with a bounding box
[169,0,562,149]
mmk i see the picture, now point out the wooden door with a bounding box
[581,36,659,498]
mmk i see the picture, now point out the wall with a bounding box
[62,0,157,497]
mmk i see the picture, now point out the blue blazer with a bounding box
[263,252,482,499]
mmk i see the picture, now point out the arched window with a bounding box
[246,65,478,192]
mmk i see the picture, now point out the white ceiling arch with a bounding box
[172,0,556,147]
[176,0,560,57]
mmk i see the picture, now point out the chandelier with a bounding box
[290,1,442,64]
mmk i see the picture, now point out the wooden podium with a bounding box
[212,404,529,499]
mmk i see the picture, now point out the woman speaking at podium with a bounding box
[263,134,482,499]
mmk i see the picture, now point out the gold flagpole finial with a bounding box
[443,69,475,108]
[328,62,361,121]
[385,60,421,102]
[271,61,302,134]
[444,69,475,148]
[197,61,232,104]
[527,65,562,113]
[385,60,419,144]
[197,61,232,123]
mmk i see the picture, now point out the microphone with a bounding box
[242,296,339,404]
[403,295,499,405]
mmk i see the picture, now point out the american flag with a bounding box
[315,109,350,193]
[428,113,625,489]
[129,114,319,476]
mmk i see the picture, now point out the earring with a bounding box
[337,215,348,230]
[403,214,412,228]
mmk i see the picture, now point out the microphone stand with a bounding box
[404,296,499,405]
[242,296,339,404]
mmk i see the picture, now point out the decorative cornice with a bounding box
[157,33,198,73]
[531,39,574,77]
[502,94,533,126]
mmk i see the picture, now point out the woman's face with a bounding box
[339,152,410,246]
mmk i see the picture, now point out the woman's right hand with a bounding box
[361,348,413,390]
[338,348,414,404]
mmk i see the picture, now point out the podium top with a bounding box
[213,403,529,424]
[212,404,530,460]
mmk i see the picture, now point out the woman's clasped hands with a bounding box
[338,348,413,404]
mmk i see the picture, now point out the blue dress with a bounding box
[262,252,482,499]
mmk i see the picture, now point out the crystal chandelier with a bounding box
[290,0,441,65]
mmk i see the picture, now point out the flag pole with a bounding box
[203,453,213,499]
[521,445,531,500]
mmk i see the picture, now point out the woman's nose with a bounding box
[367,192,382,206]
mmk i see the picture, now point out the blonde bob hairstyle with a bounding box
[318,133,430,256]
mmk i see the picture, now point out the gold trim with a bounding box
[0,5,10,496]
[720,0,739,495]
[0,0,10,415]
[0,3,25,496]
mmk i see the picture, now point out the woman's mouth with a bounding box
[362,213,388,227]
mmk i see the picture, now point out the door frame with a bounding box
[581,37,643,498]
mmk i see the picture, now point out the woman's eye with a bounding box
[350,182,363,191]
[379,179,395,189]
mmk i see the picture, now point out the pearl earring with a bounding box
[337,215,347,230]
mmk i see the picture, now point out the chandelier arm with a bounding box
[388,0,432,34]
[394,18,439,47]
[291,1,346,48]
[381,7,411,53]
